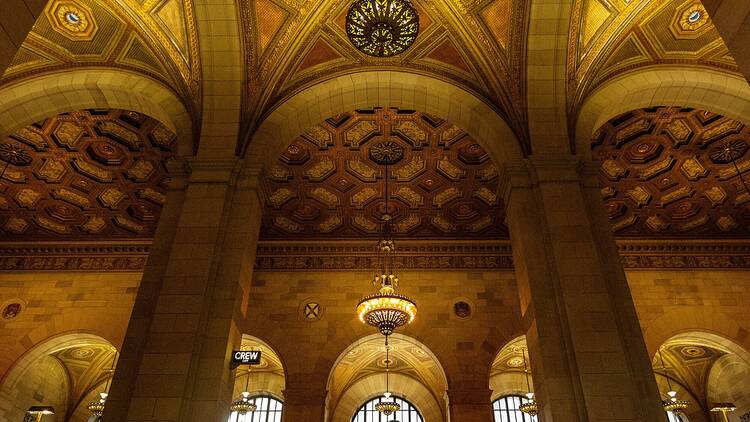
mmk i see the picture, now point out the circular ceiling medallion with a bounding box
[0,143,33,166]
[369,141,404,165]
[507,356,525,368]
[70,347,95,359]
[679,5,708,31]
[346,0,419,57]
[1,300,24,321]
[680,345,707,358]
[709,140,749,163]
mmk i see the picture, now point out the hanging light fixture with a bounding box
[657,348,689,415]
[357,142,417,337]
[518,347,539,417]
[346,0,419,57]
[374,337,401,416]
[87,350,117,418]
[230,367,258,415]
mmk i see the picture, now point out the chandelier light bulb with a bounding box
[526,392,535,400]
[384,391,392,399]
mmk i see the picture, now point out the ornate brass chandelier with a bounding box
[346,0,419,57]
[657,349,689,415]
[518,348,539,417]
[357,141,417,337]
[87,350,117,419]
[230,369,258,414]
[374,338,401,416]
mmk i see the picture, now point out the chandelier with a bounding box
[357,142,417,337]
[374,338,401,416]
[230,369,257,414]
[87,350,117,418]
[346,0,419,57]
[518,348,539,417]
[657,348,689,415]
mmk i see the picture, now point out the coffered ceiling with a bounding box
[593,106,750,238]
[237,0,530,155]
[2,0,200,116]
[569,0,741,115]
[259,108,506,240]
[0,109,175,240]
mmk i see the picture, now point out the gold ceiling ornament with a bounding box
[657,348,690,415]
[346,0,420,57]
[374,338,401,416]
[46,0,98,41]
[673,2,710,35]
[357,142,417,337]
[518,348,539,417]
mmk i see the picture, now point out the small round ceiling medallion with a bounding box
[0,143,33,166]
[680,345,707,358]
[507,356,525,368]
[1,301,23,321]
[369,141,404,165]
[672,2,710,38]
[346,0,420,57]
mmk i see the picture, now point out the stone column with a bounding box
[281,385,326,422]
[103,159,264,422]
[701,0,750,83]
[501,156,664,422]
[448,387,494,422]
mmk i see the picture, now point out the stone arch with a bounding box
[0,68,193,155]
[244,70,525,171]
[575,67,750,159]
[334,373,438,422]
[326,332,449,422]
[489,335,533,402]
[0,333,115,422]
[642,307,750,357]
[232,335,287,401]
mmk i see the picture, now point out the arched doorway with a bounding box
[228,335,286,422]
[326,333,448,422]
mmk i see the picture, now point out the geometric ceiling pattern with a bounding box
[51,344,117,419]
[0,109,175,240]
[569,0,740,113]
[2,0,200,114]
[592,107,750,238]
[237,0,530,154]
[259,108,506,240]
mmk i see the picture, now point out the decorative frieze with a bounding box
[0,241,748,271]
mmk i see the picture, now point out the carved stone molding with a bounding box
[0,240,748,271]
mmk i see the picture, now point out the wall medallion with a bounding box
[300,301,323,322]
[1,300,24,321]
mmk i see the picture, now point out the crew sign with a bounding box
[231,350,262,369]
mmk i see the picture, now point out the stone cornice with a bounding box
[0,240,748,271]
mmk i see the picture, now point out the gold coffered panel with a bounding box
[569,0,741,114]
[2,0,201,121]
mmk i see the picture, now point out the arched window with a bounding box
[667,412,688,422]
[228,395,283,422]
[492,395,537,422]
[351,396,424,422]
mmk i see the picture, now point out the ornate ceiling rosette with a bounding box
[345,0,420,57]
[592,106,750,238]
[260,108,506,240]
[0,109,176,240]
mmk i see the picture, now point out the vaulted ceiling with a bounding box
[569,0,741,115]
[236,0,530,154]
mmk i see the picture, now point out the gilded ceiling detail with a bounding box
[653,341,726,410]
[51,344,117,413]
[260,108,506,240]
[0,109,175,240]
[238,0,529,155]
[568,0,740,116]
[2,0,201,116]
[593,107,750,238]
